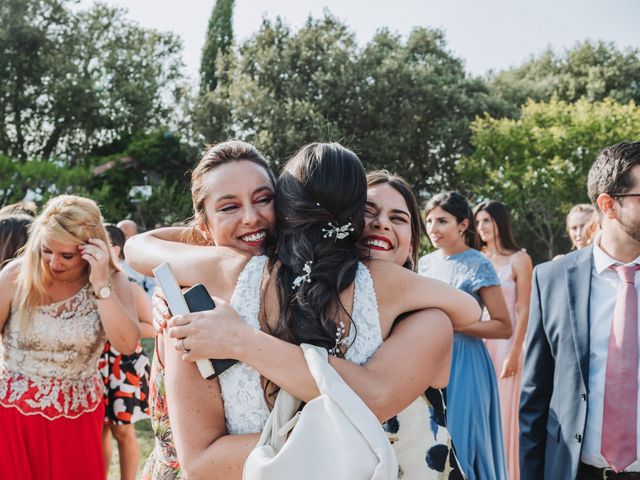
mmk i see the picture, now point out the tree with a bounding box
[200,0,235,93]
[0,154,92,207]
[88,131,198,223]
[456,98,640,262]
[200,13,508,193]
[0,0,185,163]
[489,41,640,113]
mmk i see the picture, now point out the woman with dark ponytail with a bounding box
[127,143,482,479]
[420,191,511,480]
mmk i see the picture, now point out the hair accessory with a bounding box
[292,260,313,290]
[322,222,354,240]
[328,321,350,356]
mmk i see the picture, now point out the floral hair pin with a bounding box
[322,222,354,240]
[292,260,313,290]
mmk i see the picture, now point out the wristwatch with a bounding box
[94,283,113,300]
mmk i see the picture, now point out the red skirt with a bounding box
[0,401,105,480]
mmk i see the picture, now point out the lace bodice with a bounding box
[218,257,383,435]
[0,284,106,419]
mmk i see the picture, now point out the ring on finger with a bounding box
[180,337,189,352]
[95,252,102,260]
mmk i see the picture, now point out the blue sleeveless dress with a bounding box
[419,249,507,480]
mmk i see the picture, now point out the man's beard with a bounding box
[618,210,640,243]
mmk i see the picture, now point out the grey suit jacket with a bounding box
[520,246,593,480]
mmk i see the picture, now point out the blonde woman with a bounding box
[566,203,597,250]
[0,195,140,480]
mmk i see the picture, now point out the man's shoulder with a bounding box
[534,247,591,279]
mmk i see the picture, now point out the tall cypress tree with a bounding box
[200,0,235,93]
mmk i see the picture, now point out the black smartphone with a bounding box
[183,284,238,379]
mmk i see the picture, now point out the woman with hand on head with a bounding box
[100,223,154,480]
[475,200,533,480]
[420,191,511,480]
[127,143,481,480]
[365,170,466,479]
[0,195,140,480]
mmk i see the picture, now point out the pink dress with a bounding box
[484,254,520,480]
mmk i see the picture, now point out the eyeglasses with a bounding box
[609,193,640,198]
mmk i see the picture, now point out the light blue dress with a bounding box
[419,249,507,480]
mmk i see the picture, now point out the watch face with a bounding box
[98,286,111,299]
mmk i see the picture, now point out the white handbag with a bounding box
[243,343,398,480]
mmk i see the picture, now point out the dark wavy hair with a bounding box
[267,143,366,356]
[0,214,33,270]
[366,170,422,271]
[104,223,126,260]
[424,191,480,250]
[473,200,520,254]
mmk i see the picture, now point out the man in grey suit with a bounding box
[520,141,640,480]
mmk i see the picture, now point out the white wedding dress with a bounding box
[218,255,383,435]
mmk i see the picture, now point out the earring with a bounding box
[458,230,464,237]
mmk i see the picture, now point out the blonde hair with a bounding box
[14,195,117,326]
[566,203,596,229]
[566,203,597,249]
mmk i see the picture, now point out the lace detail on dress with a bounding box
[218,256,270,435]
[344,263,383,365]
[0,284,106,419]
[219,260,384,435]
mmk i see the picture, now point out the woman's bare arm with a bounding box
[123,227,250,290]
[370,260,482,333]
[97,270,140,354]
[0,261,19,333]
[130,281,155,339]
[168,305,453,422]
[164,325,261,480]
[498,251,533,377]
[455,285,512,339]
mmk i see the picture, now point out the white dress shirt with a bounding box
[580,241,640,470]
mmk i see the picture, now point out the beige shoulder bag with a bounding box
[243,343,398,480]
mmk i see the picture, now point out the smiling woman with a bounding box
[129,140,278,480]
[420,191,510,480]
[0,194,140,480]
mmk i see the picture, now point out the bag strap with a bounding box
[256,386,301,450]
[300,343,397,477]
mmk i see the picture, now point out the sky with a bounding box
[79,0,639,82]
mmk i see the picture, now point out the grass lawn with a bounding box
[107,419,155,480]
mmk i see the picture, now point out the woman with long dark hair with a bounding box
[365,170,466,479]
[420,191,511,480]
[0,214,32,270]
[475,200,532,480]
[127,143,481,479]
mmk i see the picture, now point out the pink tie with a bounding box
[602,264,639,472]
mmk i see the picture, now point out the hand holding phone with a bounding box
[183,284,238,378]
[153,264,238,379]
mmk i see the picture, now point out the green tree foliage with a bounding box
[489,41,640,113]
[0,0,185,163]
[199,13,508,193]
[88,131,197,224]
[0,154,92,206]
[457,98,640,262]
[200,0,235,93]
